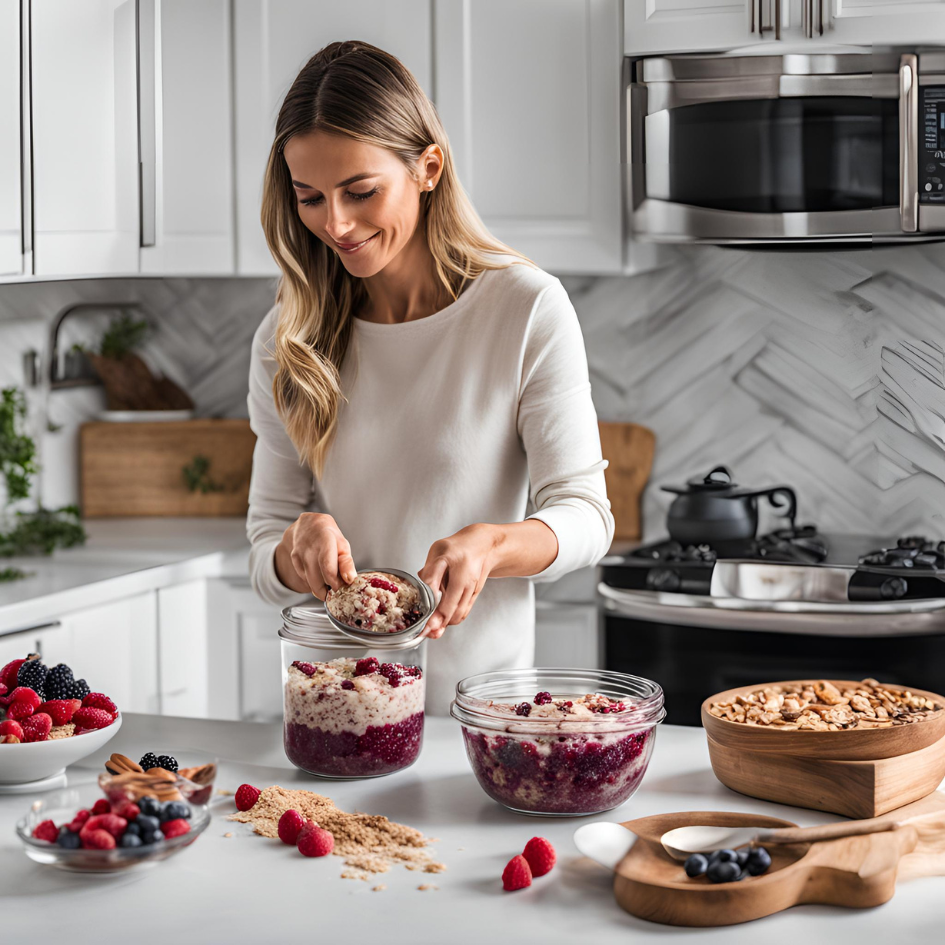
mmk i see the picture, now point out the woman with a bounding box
[247,41,614,714]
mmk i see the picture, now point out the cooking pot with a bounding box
[661,466,797,546]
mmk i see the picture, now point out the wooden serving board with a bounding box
[706,732,945,819]
[612,793,945,927]
[598,422,655,541]
[80,419,256,518]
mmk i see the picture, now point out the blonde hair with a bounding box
[261,40,535,477]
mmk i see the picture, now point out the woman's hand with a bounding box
[274,512,357,600]
[418,524,499,639]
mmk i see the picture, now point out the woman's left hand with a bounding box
[418,523,498,639]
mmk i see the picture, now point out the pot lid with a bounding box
[662,465,743,496]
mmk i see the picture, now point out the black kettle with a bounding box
[661,466,797,546]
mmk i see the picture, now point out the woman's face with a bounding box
[283,131,440,276]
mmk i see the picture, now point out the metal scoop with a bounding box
[324,567,437,646]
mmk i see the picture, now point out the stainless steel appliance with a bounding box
[627,47,945,243]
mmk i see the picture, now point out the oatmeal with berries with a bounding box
[284,657,425,779]
[326,572,424,633]
[458,691,658,815]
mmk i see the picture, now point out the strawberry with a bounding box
[68,809,91,833]
[10,686,41,709]
[502,854,532,891]
[21,712,52,742]
[32,820,59,843]
[522,837,556,877]
[82,692,117,715]
[71,706,114,731]
[6,700,35,721]
[37,699,78,726]
[161,818,190,839]
[0,719,24,740]
[80,813,127,839]
[81,829,116,850]
[0,658,27,690]
[92,799,111,815]
[297,824,334,857]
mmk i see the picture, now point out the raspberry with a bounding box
[32,819,59,843]
[82,693,117,714]
[113,801,140,821]
[7,700,35,721]
[354,657,379,677]
[81,813,127,839]
[0,719,24,740]
[340,680,355,690]
[369,577,399,592]
[235,784,261,811]
[68,809,91,832]
[522,837,556,877]
[387,673,403,688]
[291,661,317,676]
[21,712,52,742]
[502,854,532,891]
[0,682,7,698]
[514,702,531,717]
[297,824,334,857]
[37,699,78,726]
[161,818,191,839]
[0,657,28,690]
[10,686,42,709]
[278,809,305,845]
[72,707,114,731]
[92,799,111,815]
[379,663,398,677]
[82,829,116,850]
[534,691,553,705]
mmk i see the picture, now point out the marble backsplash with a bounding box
[0,242,943,540]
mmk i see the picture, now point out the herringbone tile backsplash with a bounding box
[1,242,943,540]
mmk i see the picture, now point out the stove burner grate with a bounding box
[859,536,945,570]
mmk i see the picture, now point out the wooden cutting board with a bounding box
[612,793,945,927]
[598,422,655,540]
[80,419,256,517]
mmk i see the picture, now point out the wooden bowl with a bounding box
[701,679,945,761]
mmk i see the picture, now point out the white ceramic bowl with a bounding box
[0,714,122,785]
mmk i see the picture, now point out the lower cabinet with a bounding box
[156,580,210,719]
[0,618,76,681]
[534,600,602,670]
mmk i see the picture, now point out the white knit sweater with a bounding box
[246,257,614,713]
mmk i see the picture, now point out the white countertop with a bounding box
[0,518,251,633]
[3,715,941,942]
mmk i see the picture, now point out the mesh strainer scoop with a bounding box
[323,567,438,645]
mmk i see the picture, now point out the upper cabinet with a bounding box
[31,0,139,277]
[0,0,24,277]
[829,1,945,43]
[232,0,433,276]
[625,0,753,54]
[435,0,624,274]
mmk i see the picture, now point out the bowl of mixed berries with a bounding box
[0,653,122,787]
[16,780,210,872]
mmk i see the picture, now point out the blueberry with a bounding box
[120,833,143,848]
[163,801,190,821]
[736,848,750,867]
[747,846,772,876]
[684,854,709,878]
[124,821,141,836]
[57,830,82,849]
[707,860,741,883]
[138,796,160,817]
[714,849,739,863]
[136,814,160,834]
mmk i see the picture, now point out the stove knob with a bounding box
[647,568,681,592]
[880,577,909,600]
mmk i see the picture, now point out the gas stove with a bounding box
[602,531,945,602]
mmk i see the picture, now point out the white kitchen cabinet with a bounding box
[534,601,602,669]
[232,0,433,275]
[157,580,209,718]
[138,0,235,274]
[60,593,159,715]
[436,0,624,274]
[827,0,945,43]
[0,619,74,676]
[0,0,25,277]
[30,0,139,276]
[624,0,753,55]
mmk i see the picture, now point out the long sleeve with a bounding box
[517,280,615,583]
[246,306,321,606]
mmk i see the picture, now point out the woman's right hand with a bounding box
[274,513,357,600]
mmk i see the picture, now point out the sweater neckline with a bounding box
[351,269,491,335]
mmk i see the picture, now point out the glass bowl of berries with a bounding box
[451,668,666,816]
[16,787,210,872]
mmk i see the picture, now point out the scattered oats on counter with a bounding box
[227,785,445,878]
[417,884,438,891]
[708,678,945,731]
[372,885,386,892]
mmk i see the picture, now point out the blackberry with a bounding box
[139,752,161,771]
[65,678,90,699]
[44,663,74,700]
[17,658,48,699]
[155,755,178,773]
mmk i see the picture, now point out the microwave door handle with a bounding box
[900,54,919,233]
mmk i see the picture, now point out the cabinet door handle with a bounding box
[753,0,781,40]
[137,0,156,247]
[900,54,919,234]
[20,0,33,272]
[0,620,62,639]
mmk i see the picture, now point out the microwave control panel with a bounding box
[921,86,945,203]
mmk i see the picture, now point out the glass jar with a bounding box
[280,605,425,779]
[451,668,665,816]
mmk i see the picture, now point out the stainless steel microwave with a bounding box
[627,48,945,243]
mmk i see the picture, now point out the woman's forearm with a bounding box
[487,519,558,578]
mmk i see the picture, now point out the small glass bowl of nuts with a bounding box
[99,749,218,807]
